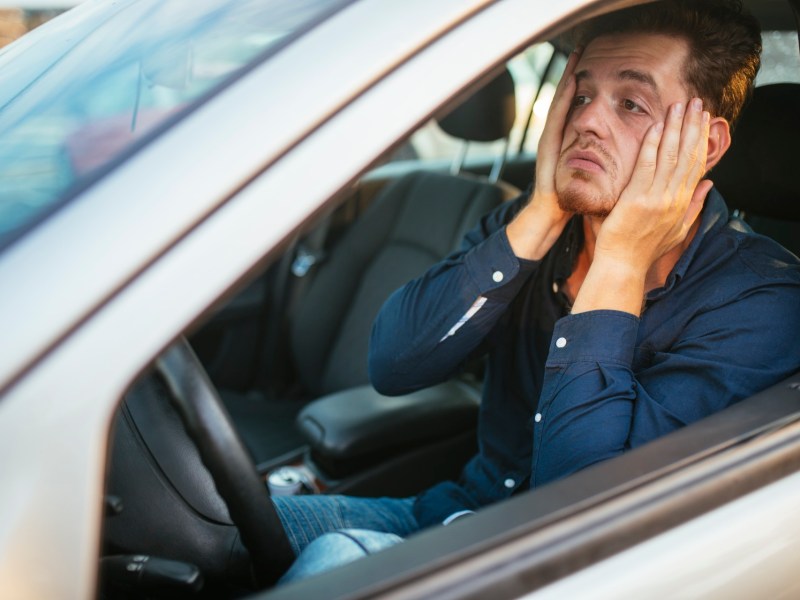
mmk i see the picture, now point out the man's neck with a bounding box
[563,215,701,306]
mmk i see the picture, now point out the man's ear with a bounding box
[705,117,731,170]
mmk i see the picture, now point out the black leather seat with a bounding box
[224,68,520,467]
[714,83,800,256]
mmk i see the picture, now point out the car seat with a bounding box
[714,83,800,256]
[223,68,521,467]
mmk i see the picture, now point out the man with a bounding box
[271,0,800,581]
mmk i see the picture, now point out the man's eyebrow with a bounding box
[618,69,665,111]
[618,69,658,91]
[575,68,659,91]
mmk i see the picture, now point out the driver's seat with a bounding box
[223,68,520,467]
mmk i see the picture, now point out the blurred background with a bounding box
[0,1,83,47]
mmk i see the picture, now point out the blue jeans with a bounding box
[279,528,405,582]
[271,495,419,581]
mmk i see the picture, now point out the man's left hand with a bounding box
[571,97,712,315]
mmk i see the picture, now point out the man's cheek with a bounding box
[625,128,653,175]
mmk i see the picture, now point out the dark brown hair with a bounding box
[572,0,762,129]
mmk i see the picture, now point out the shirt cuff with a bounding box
[546,310,640,367]
[463,227,539,301]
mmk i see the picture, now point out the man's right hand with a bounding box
[506,48,581,260]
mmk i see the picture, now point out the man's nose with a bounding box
[569,98,612,138]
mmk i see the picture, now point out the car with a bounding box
[0,0,798,598]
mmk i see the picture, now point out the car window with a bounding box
[396,42,567,168]
[0,0,353,251]
[756,30,800,85]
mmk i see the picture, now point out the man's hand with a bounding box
[596,97,712,273]
[572,97,713,315]
[506,48,581,260]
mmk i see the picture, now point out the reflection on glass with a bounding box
[0,0,347,249]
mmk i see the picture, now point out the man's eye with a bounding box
[573,95,591,107]
[622,99,644,113]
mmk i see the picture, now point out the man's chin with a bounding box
[556,187,614,218]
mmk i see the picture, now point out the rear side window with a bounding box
[756,31,800,85]
[398,42,566,168]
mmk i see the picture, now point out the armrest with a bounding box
[296,381,480,462]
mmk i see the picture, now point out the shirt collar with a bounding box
[648,186,729,299]
[550,188,729,297]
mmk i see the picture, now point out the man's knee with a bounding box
[279,529,404,583]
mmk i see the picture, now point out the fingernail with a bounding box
[654,122,664,134]
[703,111,710,123]
[692,98,703,111]
[674,102,684,116]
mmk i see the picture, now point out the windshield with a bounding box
[0,0,351,250]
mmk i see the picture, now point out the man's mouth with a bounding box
[565,149,605,173]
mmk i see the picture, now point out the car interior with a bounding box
[99,1,800,598]
[218,65,520,472]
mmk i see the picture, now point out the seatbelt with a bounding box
[290,215,330,278]
[255,239,297,396]
[255,182,374,396]
[256,214,333,396]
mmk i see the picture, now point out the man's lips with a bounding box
[565,150,605,173]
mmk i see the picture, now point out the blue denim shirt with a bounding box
[368,189,800,528]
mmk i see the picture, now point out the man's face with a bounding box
[555,33,691,217]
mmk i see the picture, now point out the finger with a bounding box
[552,47,582,106]
[536,48,582,187]
[625,120,664,192]
[681,106,710,186]
[541,48,581,137]
[668,99,709,201]
[652,100,686,190]
[677,98,708,170]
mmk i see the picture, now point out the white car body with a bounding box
[0,0,798,598]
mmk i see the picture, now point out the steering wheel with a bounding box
[156,339,294,586]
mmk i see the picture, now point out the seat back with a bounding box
[713,83,800,256]
[290,68,518,396]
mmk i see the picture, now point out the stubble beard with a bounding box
[555,139,619,218]
[556,173,615,218]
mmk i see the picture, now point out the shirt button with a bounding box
[556,337,567,348]
[534,413,542,423]
[552,282,559,293]
[492,270,504,283]
[504,478,515,489]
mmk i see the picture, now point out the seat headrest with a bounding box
[713,83,800,221]
[436,67,516,143]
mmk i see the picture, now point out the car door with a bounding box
[0,0,599,597]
